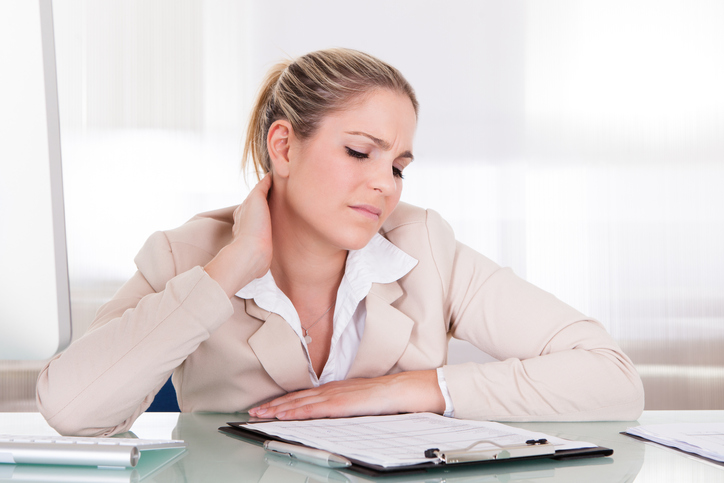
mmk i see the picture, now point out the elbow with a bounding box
[37,400,137,438]
[37,398,134,437]
[614,365,646,420]
[590,352,646,421]
[614,348,646,420]
[35,365,72,435]
[37,410,94,437]
[36,391,85,436]
[605,381,645,421]
[36,378,94,436]
[36,366,132,437]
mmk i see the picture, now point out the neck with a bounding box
[267,188,346,307]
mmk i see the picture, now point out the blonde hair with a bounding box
[242,48,418,180]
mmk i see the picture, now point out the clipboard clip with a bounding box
[424,438,555,464]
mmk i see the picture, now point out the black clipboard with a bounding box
[219,422,613,477]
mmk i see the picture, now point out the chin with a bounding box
[334,228,378,251]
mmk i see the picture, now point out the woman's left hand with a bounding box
[248,370,445,420]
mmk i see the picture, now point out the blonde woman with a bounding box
[37,48,644,436]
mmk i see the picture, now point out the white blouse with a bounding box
[236,233,454,416]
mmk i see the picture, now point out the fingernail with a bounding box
[276,411,286,419]
[256,408,267,416]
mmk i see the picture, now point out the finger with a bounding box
[251,172,273,198]
[248,379,380,418]
[262,385,381,420]
[275,403,329,420]
[255,380,365,410]
[250,394,326,418]
[266,397,345,420]
[282,387,326,400]
[250,388,323,414]
[273,396,369,420]
[232,203,243,223]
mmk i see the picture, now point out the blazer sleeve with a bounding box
[36,231,233,436]
[427,211,645,421]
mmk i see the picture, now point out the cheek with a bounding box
[325,161,363,194]
[387,182,403,210]
[289,153,339,198]
[394,178,404,201]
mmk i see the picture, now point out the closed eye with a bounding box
[346,146,404,179]
[345,147,368,159]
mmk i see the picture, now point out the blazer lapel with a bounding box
[346,281,414,379]
[245,299,314,393]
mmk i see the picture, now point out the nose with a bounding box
[370,160,398,195]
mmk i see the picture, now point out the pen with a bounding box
[263,440,352,469]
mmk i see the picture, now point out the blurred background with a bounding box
[2,0,722,412]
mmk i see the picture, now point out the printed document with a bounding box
[245,412,595,467]
[626,423,724,463]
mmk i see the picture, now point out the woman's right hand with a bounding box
[204,174,274,297]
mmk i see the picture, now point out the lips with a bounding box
[350,204,382,220]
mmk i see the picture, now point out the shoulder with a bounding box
[380,202,458,286]
[381,202,453,237]
[380,203,501,298]
[134,206,236,291]
[165,205,236,252]
[380,202,455,253]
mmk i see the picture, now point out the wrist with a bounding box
[204,242,268,298]
[389,370,446,415]
[436,367,455,417]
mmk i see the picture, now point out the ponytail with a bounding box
[242,60,291,181]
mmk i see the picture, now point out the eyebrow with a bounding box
[345,131,414,161]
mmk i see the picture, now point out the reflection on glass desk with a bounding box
[1,411,723,482]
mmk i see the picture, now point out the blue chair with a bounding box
[146,376,180,412]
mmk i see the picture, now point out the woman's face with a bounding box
[283,88,417,252]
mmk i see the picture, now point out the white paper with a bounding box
[247,413,596,468]
[626,423,724,463]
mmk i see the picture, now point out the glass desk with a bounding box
[1,411,722,482]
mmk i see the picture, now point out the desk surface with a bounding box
[1,411,723,482]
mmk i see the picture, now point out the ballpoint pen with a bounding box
[263,440,352,469]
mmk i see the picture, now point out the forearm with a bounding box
[36,267,232,436]
[444,321,645,421]
[386,369,447,415]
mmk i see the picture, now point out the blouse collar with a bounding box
[235,233,418,341]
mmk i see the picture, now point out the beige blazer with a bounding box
[37,202,644,436]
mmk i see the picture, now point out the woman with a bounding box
[37,48,644,436]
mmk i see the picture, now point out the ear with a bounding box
[267,120,293,179]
